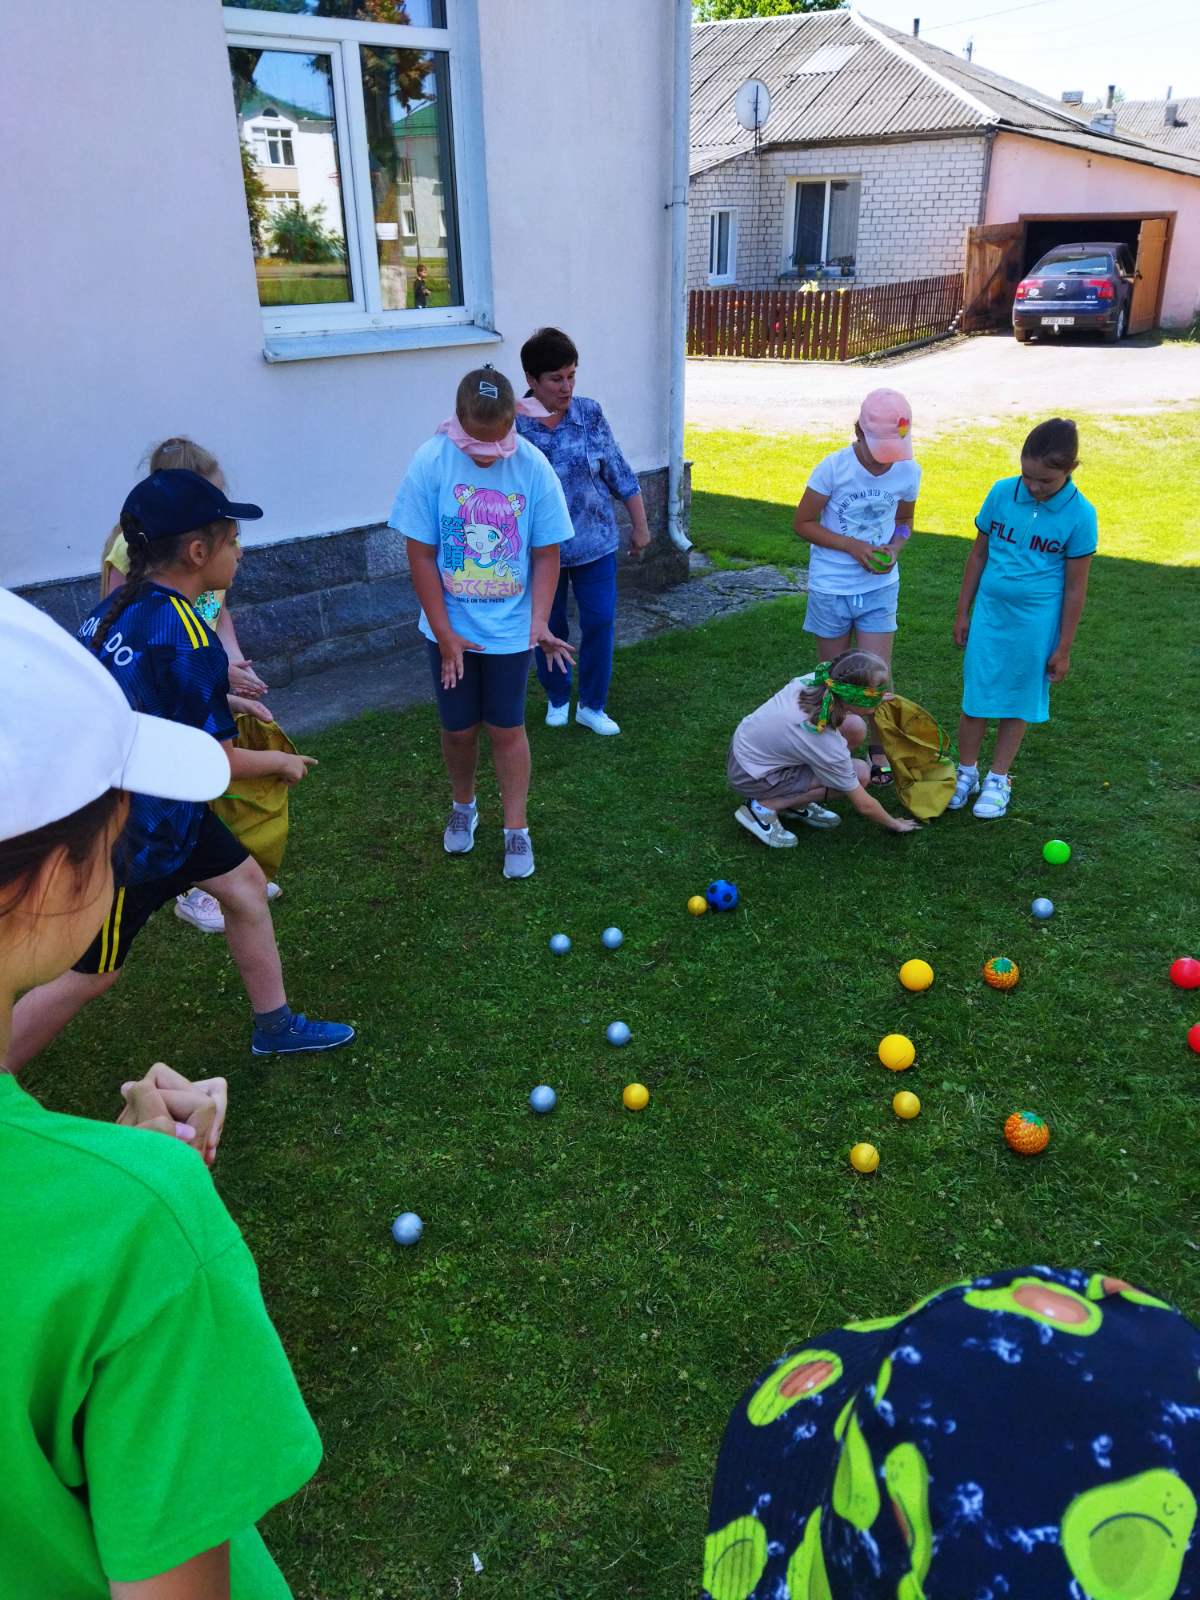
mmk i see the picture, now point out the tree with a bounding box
[693,0,845,18]
[239,140,270,255]
[269,202,347,263]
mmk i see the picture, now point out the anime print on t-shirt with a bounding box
[441,483,527,602]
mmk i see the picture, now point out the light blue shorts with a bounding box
[803,586,898,639]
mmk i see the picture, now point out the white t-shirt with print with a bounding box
[806,444,921,597]
[389,435,573,653]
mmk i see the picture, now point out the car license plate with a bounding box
[1041,316,1075,327]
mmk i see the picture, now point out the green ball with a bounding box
[1042,838,1071,865]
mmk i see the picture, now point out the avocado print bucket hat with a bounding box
[704,1265,1200,1599]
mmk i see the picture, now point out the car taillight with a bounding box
[1087,278,1115,299]
[1015,281,1030,299]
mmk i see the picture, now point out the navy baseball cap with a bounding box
[120,469,263,540]
[705,1265,1200,1598]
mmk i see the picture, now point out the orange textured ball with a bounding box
[1005,1110,1050,1155]
[983,956,1020,990]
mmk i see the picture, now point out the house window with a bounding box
[708,208,737,285]
[789,179,861,275]
[252,119,295,166]
[224,1,490,339]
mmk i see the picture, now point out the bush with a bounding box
[269,202,346,264]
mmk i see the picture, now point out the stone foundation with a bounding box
[17,465,690,688]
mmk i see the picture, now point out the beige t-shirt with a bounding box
[731,676,859,791]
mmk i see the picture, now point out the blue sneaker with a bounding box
[251,1012,356,1056]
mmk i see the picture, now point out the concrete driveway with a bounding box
[686,333,1200,436]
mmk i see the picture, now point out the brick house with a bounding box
[690,11,1200,328]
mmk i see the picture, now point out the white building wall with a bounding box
[1,0,673,588]
[688,136,988,290]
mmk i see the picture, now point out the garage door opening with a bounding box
[963,212,1172,334]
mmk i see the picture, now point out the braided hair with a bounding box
[90,514,229,654]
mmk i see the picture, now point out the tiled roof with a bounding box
[690,13,1200,181]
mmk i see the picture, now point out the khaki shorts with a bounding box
[727,746,820,803]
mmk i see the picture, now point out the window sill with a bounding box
[263,322,503,364]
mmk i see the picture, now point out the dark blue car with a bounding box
[1012,241,1135,344]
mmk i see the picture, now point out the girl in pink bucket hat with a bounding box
[794,389,919,786]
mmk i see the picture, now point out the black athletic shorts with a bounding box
[75,810,249,975]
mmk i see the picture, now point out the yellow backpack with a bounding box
[210,713,295,878]
[873,695,957,820]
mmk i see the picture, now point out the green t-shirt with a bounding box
[0,1074,322,1597]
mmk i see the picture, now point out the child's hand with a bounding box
[868,546,897,574]
[1047,647,1071,683]
[531,623,576,673]
[437,630,484,688]
[953,614,970,648]
[849,540,883,574]
[230,659,268,696]
[118,1063,229,1167]
[889,817,922,833]
[276,752,318,786]
[229,692,275,724]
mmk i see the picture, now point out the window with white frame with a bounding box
[708,208,737,285]
[788,178,860,275]
[224,1,491,336]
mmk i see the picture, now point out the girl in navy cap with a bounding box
[7,469,356,1066]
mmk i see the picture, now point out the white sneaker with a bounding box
[735,804,797,849]
[792,801,841,830]
[545,701,569,728]
[973,771,1012,819]
[947,765,980,811]
[503,830,536,878]
[444,805,478,854]
[266,881,282,902]
[576,705,621,736]
[174,888,224,933]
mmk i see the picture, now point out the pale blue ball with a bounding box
[606,1020,632,1047]
[529,1084,557,1113]
[1031,897,1055,920]
[601,927,624,950]
[549,933,571,955]
[391,1212,423,1246]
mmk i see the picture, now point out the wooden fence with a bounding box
[687,273,964,361]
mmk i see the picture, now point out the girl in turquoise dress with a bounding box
[949,418,1096,819]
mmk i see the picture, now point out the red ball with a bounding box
[1190,1024,1200,1054]
[1170,957,1200,990]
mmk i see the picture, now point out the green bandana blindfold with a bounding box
[810,661,886,731]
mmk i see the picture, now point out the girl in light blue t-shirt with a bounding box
[950,418,1097,821]
[389,367,575,880]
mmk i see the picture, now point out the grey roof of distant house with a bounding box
[1079,96,1200,157]
[690,13,1200,181]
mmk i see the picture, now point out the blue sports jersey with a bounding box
[78,584,235,884]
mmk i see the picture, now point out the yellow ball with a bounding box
[687,895,708,917]
[623,1082,650,1111]
[850,1142,879,1173]
[893,1090,921,1120]
[878,1033,916,1072]
[899,959,934,992]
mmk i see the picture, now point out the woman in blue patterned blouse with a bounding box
[516,327,651,736]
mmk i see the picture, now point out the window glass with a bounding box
[361,46,461,309]
[794,183,825,268]
[230,48,352,307]
[1033,253,1111,276]
[710,211,730,277]
[225,1,446,23]
[826,179,860,271]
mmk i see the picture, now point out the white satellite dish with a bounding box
[734,78,772,132]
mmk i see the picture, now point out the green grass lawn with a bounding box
[24,420,1200,1599]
